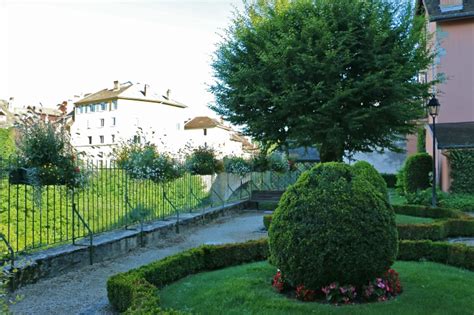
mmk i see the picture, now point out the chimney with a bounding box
[440,0,463,12]
[144,84,149,96]
[113,80,120,91]
[166,89,171,100]
[8,97,14,110]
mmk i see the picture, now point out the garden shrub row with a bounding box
[397,219,474,241]
[398,240,474,271]
[108,238,474,314]
[392,204,467,219]
[107,239,269,313]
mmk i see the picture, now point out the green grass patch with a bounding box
[389,188,406,205]
[160,261,474,315]
[395,214,434,225]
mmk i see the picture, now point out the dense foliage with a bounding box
[223,156,252,175]
[211,0,434,162]
[381,173,397,188]
[449,149,474,194]
[185,146,221,175]
[269,162,398,289]
[114,139,183,183]
[13,115,87,187]
[417,126,426,153]
[397,153,432,194]
[353,161,388,200]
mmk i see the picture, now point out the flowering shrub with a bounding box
[295,285,317,302]
[114,139,183,183]
[272,268,402,305]
[13,113,89,188]
[223,156,252,176]
[362,269,403,302]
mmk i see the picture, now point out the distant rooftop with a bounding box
[184,116,231,131]
[420,0,474,22]
[75,81,187,108]
[430,121,474,149]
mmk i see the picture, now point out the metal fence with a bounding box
[0,160,311,258]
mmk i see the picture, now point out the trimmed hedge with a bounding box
[263,215,272,230]
[403,153,432,193]
[392,204,467,219]
[108,238,474,314]
[352,161,388,199]
[398,240,474,271]
[107,239,268,313]
[381,173,397,188]
[269,163,398,289]
[449,149,474,194]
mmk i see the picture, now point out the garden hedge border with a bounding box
[393,204,474,240]
[107,239,268,314]
[263,204,474,241]
[107,238,474,314]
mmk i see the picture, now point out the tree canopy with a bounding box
[210,0,434,162]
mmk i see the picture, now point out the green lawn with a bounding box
[395,214,434,225]
[160,261,474,315]
[388,188,406,205]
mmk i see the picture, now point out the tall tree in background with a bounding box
[210,0,434,162]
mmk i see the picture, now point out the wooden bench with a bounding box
[250,190,285,209]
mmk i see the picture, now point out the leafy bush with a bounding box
[352,161,388,200]
[223,156,252,175]
[381,173,397,188]
[269,162,398,289]
[0,128,15,160]
[263,215,272,230]
[185,146,220,175]
[251,152,270,172]
[401,153,432,194]
[402,187,474,212]
[417,126,426,153]
[449,149,474,194]
[107,239,268,313]
[114,139,183,183]
[13,115,88,188]
[440,194,474,212]
[268,154,289,173]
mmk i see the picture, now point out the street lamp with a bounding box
[427,95,440,208]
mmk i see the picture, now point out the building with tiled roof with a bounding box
[71,81,189,161]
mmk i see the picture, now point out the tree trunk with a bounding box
[319,143,344,163]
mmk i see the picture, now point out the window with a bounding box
[88,136,92,144]
[112,117,116,126]
[111,100,118,111]
[100,118,105,127]
[100,135,104,144]
[84,106,88,113]
[111,134,115,143]
[90,104,96,112]
[133,135,141,144]
[203,128,207,136]
[100,103,107,111]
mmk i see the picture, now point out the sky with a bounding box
[0,0,244,116]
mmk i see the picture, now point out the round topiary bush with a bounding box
[269,162,398,289]
[403,153,432,193]
[352,161,388,200]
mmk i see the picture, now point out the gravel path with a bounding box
[9,211,266,315]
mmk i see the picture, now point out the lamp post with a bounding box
[427,95,440,208]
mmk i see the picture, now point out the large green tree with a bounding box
[210,0,434,162]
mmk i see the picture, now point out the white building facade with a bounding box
[71,81,189,161]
